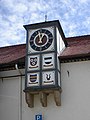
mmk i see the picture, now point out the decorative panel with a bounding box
[42,53,55,69]
[28,55,40,71]
[42,71,55,85]
[27,72,39,86]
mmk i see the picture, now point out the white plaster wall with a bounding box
[0,61,90,120]
[0,69,24,120]
[22,61,90,120]
[0,77,19,120]
[60,61,90,120]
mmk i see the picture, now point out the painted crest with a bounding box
[44,57,53,66]
[30,57,38,68]
[42,53,54,69]
[42,71,55,85]
[30,74,37,83]
[46,73,51,81]
[27,73,39,86]
[28,55,40,70]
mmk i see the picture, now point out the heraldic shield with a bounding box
[42,53,55,69]
[30,57,37,67]
[27,73,39,86]
[42,71,55,85]
[28,55,40,70]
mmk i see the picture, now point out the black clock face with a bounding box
[30,29,53,51]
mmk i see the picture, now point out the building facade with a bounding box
[0,21,90,120]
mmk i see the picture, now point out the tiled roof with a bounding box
[60,35,90,60]
[0,44,26,65]
[0,35,90,66]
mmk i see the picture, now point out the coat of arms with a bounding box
[42,53,54,69]
[30,74,37,83]
[42,71,55,85]
[27,73,39,86]
[44,57,53,67]
[29,57,38,68]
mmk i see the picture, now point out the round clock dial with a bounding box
[30,29,53,51]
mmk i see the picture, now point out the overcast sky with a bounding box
[0,0,90,47]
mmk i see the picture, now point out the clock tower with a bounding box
[24,20,66,107]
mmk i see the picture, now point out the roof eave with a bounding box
[59,53,90,62]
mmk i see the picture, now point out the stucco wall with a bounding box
[22,61,90,120]
[0,69,24,120]
[0,77,20,120]
[0,61,90,120]
[60,61,90,120]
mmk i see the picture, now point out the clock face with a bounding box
[29,29,53,51]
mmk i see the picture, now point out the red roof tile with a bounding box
[60,35,90,59]
[0,44,26,65]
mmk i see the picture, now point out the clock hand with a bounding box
[38,32,44,43]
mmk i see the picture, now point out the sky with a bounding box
[0,0,90,47]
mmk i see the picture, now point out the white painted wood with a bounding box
[56,28,65,54]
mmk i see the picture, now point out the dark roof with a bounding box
[60,35,90,60]
[0,44,26,65]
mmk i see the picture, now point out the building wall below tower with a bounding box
[0,61,90,120]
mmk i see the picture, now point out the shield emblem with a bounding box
[42,53,55,69]
[44,57,52,65]
[44,56,53,67]
[42,71,55,85]
[27,73,39,86]
[30,57,38,68]
[30,74,37,83]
